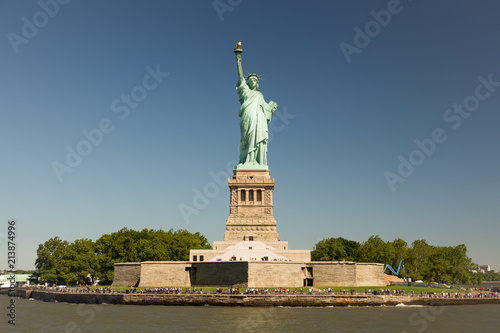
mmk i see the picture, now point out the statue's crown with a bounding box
[245,71,263,81]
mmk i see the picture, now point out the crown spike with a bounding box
[245,71,264,80]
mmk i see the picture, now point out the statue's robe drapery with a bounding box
[237,80,274,166]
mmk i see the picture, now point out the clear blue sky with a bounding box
[1,0,499,271]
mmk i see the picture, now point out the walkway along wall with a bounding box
[9,289,500,307]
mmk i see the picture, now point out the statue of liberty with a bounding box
[234,42,278,170]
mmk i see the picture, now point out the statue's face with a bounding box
[248,77,259,89]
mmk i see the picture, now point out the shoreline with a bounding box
[5,289,500,307]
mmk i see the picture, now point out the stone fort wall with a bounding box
[355,262,385,286]
[248,262,305,287]
[113,261,384,287]
[112,263,141,287]
[192,261,248,287]
[139,262,191,287]
[311,262,385,287]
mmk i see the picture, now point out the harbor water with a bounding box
[1,296,499,332]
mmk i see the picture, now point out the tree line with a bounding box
[34,228,212,285]
[312,235,483,285]
[481,272,500,282]
[34,230,493,286]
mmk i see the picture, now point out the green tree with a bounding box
[168,229,212,261]
[391,238,408,262]
[470,272,484,285]
[36,228,213,285]
[387,238,408,276]
[311,237,360,261]
[35,237,69,285]
[483,272,500,281]
[406,242,475,284]
[63,239,98,285]
[357,236,395,266]
[405,239,432,281]
[93,228,141,284]
[93,227,212,283]
[94,233,116,285]
[447,244,473,284]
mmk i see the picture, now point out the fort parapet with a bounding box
[114,261,384,288]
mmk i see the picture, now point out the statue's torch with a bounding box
[234,41,243,54]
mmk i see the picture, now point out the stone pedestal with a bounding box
[224,169,279,242]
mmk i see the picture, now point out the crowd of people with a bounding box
[230,257,293,261]
[25,285,115,293]
[20,284,499,298]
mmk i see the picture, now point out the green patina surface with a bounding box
[234,43,277,170]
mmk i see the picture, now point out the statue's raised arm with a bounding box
[234,42,244,85]
[233,42,278,170]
